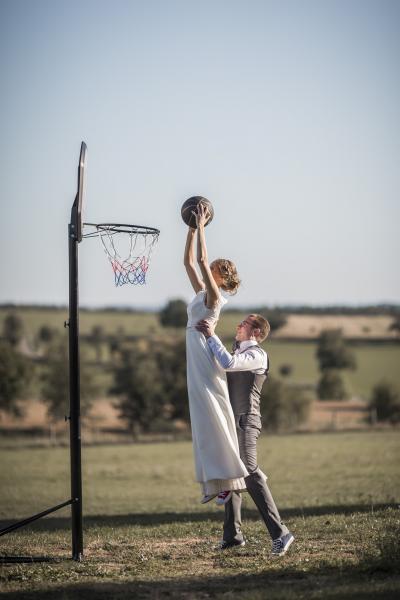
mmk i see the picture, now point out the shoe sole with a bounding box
[272,536,294,557]
[220,540,246,550]
[200,494,217,504]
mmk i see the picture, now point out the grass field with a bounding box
[266,341,400,399]
[0,308,160,338]
[0,431,399,599]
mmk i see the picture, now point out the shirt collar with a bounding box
[237,339,258,353]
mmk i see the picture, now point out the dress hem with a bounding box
[200,477,247,495]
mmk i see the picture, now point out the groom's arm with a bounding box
[206,335,265,371]
[196,320,266,372]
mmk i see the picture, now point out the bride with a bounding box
[184,202,248,504]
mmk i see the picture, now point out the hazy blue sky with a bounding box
[1,0,399,308]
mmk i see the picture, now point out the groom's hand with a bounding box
[196,319,215,338]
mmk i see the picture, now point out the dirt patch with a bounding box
[274,314,396,339]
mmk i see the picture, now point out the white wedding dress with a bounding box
[186,290,248,496]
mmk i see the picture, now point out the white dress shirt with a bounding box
[206,336,268,374]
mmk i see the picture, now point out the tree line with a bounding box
[1,307,400,436]
[2,301,399,316]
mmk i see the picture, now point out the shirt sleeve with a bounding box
[206,335,267,372]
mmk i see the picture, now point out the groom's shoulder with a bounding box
[250,344,267,355]
[246,344,268,362]
[252,343,268,361]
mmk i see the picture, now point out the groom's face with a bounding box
[235,316,256,342]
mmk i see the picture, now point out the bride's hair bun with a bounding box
[212,259,241,295]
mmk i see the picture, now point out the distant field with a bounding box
[1,307,399,402]
[0,306,398,340]
[0,307,159,339]
[0,431,399,599]
[266,341,400,399]
[274,313,396,340]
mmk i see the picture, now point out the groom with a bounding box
[196,314,294,556]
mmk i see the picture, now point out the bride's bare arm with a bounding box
[196,204,220,308]
[184,227,204,293]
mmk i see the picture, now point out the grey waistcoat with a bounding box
[226,345,269,417]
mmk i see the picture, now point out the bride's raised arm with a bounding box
[184,227,204,294]
[195,204,220,308]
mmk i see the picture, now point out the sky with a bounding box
[1,0,399,309]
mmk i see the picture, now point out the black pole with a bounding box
[68,222,83,561]
[0,499,74,537]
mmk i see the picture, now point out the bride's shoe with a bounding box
[200,494,217,504]
[215,490,233,505]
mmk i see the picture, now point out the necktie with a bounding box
[232,340,240,353]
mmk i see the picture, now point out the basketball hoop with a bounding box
[83,223,160,286]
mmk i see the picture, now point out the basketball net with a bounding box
[89,225,159,286]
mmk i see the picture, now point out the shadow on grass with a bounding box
[0,556,59,564]
[0,503,397,533]
[1,562,399,600]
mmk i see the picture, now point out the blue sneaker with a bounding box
[271,532,294,556]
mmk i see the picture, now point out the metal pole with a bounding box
[0,499,74,537]
[68,222,83,561]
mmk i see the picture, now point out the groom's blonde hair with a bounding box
[248,314,270,342]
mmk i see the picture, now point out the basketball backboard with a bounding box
[70,141,87,242]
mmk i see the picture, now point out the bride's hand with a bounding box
[193,202,211,228]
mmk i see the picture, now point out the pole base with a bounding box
[72,552,83,562]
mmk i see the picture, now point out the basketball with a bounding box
[181,196,214,228]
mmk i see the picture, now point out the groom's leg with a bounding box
[223,491,243,544]
[239,415,289,541]
[245,469,288,540]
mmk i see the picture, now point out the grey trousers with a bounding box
[223,414,289,543]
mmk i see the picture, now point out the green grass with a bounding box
[1,431,399,598]
[345,343,400,398]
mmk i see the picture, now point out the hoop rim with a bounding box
[83,222,160,238]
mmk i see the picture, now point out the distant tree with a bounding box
[111,335,189,435]
[37,325,57,345]
[108,334,121,360]
[279,364,293,378]
[155,337,188,422]
[316,329,356,371]
[107,326,127,360]
[2,313,24,347]
[388,317,400,336]
[261,376,312,431]
[316,369,347,400]
[250,309,287,332]
[369,381,400,424]
[89,324,105,363]
[265,310,287,333]
[0,341,33,417]
[315,329,356,400]
[159,299,187,328]
[111,339,165,436]
[41,339,97,422]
